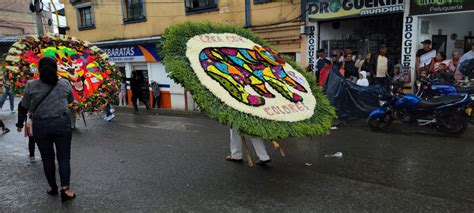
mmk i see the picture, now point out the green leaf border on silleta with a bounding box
[162,22,335,140]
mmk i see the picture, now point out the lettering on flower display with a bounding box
[186,33,316,122]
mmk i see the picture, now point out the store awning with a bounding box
[0,35,24,44]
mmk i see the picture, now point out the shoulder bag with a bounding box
[24,85,57,137]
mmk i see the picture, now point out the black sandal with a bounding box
[225,155,243,162]
[256,159,272,166]
[60,187,76,203]
[47,186,58,195]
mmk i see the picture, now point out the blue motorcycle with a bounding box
[367,91,471,135]
[416,79,474,123]
[416,79,474,99]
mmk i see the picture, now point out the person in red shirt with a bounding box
[319,60,333,86]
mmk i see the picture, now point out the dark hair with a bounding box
[437,52,446,60]
[38,56,58,85]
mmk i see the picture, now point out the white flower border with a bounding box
[186,33,316,122]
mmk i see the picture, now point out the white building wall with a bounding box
[417,12,474,56]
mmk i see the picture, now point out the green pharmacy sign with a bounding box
[411,0,474,15]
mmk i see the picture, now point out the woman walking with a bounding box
[16,56,76,202]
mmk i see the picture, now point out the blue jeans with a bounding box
[33,114,72,187]
[105,104,112,117]
[0,89,14,111]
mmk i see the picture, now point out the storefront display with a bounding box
[307,0,405,65]
[97,40,177,109]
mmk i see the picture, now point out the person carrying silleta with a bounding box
[226,127,271,166]
[16,56,76,202]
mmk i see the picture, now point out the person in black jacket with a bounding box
[343,53,357,82]
[360,52,375,84]
[127,71,149,113]
[371,45,394,89]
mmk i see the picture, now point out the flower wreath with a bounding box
[162,22,335,140]
[3,34,121,112]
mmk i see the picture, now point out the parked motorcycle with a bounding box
[367,90,472,135]
[416,79,474,123]
[416,78,474,99]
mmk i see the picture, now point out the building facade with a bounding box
[0,0,54,92]
[60,0,309,110]
[306,0,474,89]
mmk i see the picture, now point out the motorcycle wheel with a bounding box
[438,112,468,136]
[367,115,393,131]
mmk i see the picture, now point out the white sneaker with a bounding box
[106,114,115,122]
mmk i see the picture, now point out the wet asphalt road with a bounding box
[0,110,474,212]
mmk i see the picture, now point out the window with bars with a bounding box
[76,4,94,30]
[123,0,146,23]
[185,0,218,14]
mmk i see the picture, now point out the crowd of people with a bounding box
[313,45,400,90]
[312,40,474,93]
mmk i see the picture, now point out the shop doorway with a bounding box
[132,65,150,106]
[432,35,447,54]
[319,13,403,64]
[465,36,474,53]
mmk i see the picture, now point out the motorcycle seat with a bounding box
[417,95,465,109]
[456,86,474,94]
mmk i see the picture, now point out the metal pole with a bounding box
[34,0,44,36]
[50,1,61,33]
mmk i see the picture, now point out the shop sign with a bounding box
[306,23,317,71]
[308,0,404,20]
[401,16,413,81]
[410,0,474,15]
[102,44,160,62]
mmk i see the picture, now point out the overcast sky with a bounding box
[42,0,66,33]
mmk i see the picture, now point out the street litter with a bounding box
[325,152,343,158]
[305,163,312,166]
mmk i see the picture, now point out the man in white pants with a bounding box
[226,127,271,166]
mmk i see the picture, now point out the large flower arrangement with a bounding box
[3,34,121,112]
[162,22,335,140]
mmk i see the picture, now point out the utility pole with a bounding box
[33,0,44,36]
